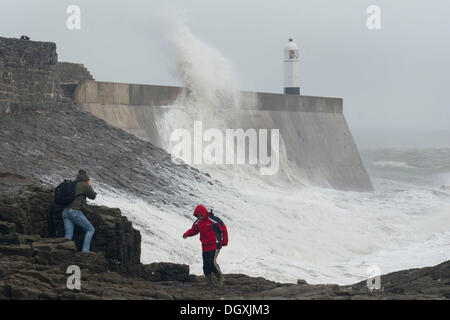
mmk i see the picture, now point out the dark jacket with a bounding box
[66,170,97,211]
[183,205,228,252]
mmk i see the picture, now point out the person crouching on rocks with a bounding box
[183,204,228,287]
[62,169,97,252]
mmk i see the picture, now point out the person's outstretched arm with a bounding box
[183,220,199,238]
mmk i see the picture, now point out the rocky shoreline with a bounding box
[0,182,449,300]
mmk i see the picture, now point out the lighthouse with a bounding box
[283,38,300,95]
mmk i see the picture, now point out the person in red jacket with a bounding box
[183,204,228,286]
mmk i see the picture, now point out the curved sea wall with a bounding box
[75,80,373,191]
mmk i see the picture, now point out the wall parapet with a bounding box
[75,80,342,113]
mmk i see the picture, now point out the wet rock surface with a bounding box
[0,184,449,300]
[0,106,225,210]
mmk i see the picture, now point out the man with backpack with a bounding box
[183,204,228,287]
[56,169,97,252]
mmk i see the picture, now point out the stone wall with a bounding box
[57,62,94,98]
[56,62,94,84]
[0,37,62,114]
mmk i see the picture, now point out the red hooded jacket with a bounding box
[183,205,228,252]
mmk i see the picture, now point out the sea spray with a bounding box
[155,23,303,186]
[40,147,450,285]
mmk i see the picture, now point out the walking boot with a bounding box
[205,273,213,286]
[214,272,224,287]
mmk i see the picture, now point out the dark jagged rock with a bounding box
[0,221,16,234]
[251,261,450,300]
[0,183,196,299]
[137,262,191,282]
[0,184,141,266]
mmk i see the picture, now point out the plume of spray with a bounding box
[155,18,304,187]
[170,23,240,128]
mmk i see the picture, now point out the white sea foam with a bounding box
[373,161,417,169]
[92,177,450,285]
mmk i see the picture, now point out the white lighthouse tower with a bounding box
[283,38,300,95]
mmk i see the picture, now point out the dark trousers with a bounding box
[202,249,221,276]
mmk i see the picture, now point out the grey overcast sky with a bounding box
[1,0,449,132]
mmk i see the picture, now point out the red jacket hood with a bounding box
[193,204,210,218]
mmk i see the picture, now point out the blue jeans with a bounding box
[62,208,95,252]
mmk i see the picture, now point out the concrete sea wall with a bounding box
[75,80,373,191]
